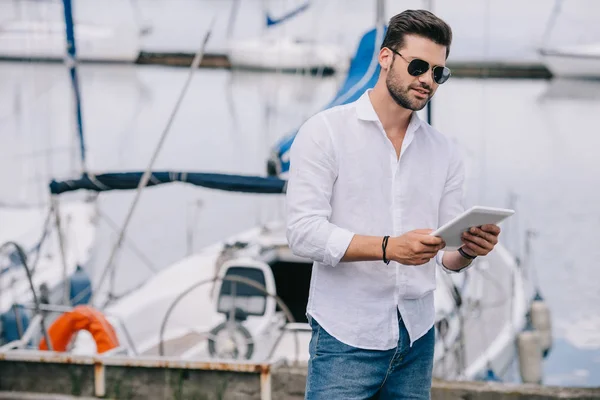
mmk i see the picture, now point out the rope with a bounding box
[86,17,218,307]
[438,269,467,376]
[457,259,515,380]
[27,204,55,276]
[96,209,158,273]
[50,197,71,306]
[0,204,53,279]
[541,0,564,50]
[0,241,53,351]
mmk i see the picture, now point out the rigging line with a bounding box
[96,209,158,273]
[105,277,148,303]
[0,241,53,350]
[437,268,467,376]
[478,0,491,205]
[117,84,152,166]
[464,264,518,377]
[459,271,498,377]
[541,0,564,51]
[129,0,150,36]
[462,268,510,313]
[50,197,71,306]
[0,79,64,126]
[87,16,218,307]
[226,0,241,41]
[26,204,55,277]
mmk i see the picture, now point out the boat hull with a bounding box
[540,44,600,79]
[227,38,349,73]
[0,21,140,62]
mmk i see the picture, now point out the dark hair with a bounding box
[381,9,452,58]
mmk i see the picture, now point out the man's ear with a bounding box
[378,48,392,71]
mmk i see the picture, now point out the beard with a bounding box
[386,69,432,111]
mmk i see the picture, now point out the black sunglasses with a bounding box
[387,47,451,85]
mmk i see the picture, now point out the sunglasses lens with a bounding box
[433,66,451,84]
[407,59,430,77]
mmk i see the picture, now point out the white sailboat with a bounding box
[67,218,529,382]
[226,0,349,74]
[539,43,600,79]
[0,0,98,346]
[0,0,141,62]
[538,0,600,79]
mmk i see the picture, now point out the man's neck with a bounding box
[368,86,413,138]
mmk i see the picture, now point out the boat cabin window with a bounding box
[217,267,267,317]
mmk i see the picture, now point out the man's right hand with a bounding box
[387,229,446,265]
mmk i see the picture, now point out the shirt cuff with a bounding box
[436,250,476,274]
[324,227,354,267]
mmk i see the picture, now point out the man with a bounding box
[286,9,502,399]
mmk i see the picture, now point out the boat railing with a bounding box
[157,274,301,364]
[2,302,139,356]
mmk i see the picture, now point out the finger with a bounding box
[419,243,445,252]
[480,224,501,236]
[419,234,445,246]
[462,237,488,255]
[418,251,440,259]
[425,242,446,253]
[413,229,435,235]
[463,232,494,250]
[469,227,498,245]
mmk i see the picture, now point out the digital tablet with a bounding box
[431,206,515,251]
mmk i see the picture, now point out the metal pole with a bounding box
[424,0,434,13]
[260,368,272,400]
[62,0,87,173]
[427,101,432,126]
[376,0,385,27]
[425,0,434,127]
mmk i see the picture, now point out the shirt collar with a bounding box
[356,89,423,132]
[356,89,380,121]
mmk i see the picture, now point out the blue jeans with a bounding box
[305,313,435,399]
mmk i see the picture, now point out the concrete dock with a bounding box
[1,354,599,399]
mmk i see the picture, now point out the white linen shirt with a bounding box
[285,89,467,350]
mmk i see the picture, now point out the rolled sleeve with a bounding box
[285,113,354,267]
[436,251,476,274]
[325,226,355,266]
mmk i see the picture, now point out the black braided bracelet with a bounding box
[458,247,477,260]
[382,235,390,264]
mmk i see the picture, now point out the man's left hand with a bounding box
[460,224,501,257]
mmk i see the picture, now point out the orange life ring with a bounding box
[39,305,119,353]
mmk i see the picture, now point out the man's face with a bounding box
[384,34,447,111]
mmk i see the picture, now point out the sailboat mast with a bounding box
[542,0,563,51]
[376,0,385,28]
[62,0,87,173]
[425,0,434,126]
[226,0,241,41]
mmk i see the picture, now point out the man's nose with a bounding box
[418,70,434,88]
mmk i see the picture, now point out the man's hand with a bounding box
[388,229,446,265]
[460,224,501,257]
